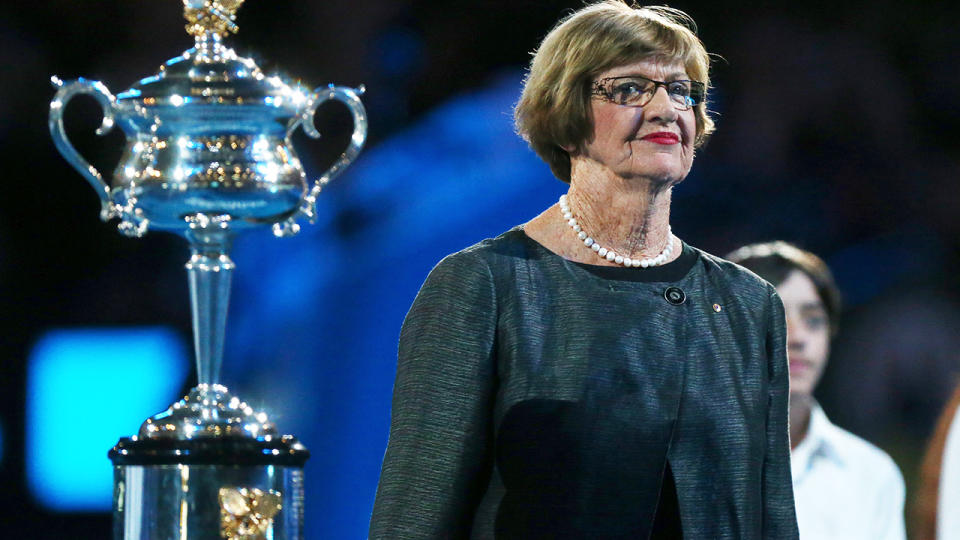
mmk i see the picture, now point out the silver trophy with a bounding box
[48,1,368,538]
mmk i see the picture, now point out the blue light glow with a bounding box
[27,327,188,511]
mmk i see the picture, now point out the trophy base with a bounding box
[110,437,308,540]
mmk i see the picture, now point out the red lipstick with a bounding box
[641,132,680,145]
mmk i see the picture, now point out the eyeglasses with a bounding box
[591,75,705,110]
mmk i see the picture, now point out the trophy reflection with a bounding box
[48,1,368,538]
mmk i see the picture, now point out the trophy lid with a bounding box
[112,384,310,466]
[139,384,279,440]
[114,0,308,110]
[109,435,310,467]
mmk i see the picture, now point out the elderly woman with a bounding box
[370,2,798,538]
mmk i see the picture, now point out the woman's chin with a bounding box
[626,167,686,187]
[626,158,689,184]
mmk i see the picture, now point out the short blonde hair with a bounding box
[515,1,715,183]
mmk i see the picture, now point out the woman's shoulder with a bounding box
[436,226,536,270]
[465,226,533,257]
[424,226,534,285]
[689,244,777,296]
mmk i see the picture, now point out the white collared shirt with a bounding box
[791,403,906,540]
[939,406,960,539]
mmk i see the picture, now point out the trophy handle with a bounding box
[274,84,368,237]
[49,76,119,222]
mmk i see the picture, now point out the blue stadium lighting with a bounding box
[27,327,188,511]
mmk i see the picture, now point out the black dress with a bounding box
[369,228,798,539]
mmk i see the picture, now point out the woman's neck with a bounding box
[566,158,675,262]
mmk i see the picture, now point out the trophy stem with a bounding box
[185,225,234,387]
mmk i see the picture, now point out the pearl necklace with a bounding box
[559,194,675,268]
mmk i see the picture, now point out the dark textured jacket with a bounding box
[370,228,799,539]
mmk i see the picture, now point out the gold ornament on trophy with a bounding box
[184,0,246,37]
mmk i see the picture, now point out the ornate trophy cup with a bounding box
[48,1,367,538]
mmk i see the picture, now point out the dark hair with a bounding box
[726,241,842,336]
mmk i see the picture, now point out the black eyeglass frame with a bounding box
[591,75,706,110]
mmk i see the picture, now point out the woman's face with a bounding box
[776,270,831,398]
[579,58,697,185]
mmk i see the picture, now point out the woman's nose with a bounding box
[643,86,679,123]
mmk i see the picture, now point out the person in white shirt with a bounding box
[729,241,906,540]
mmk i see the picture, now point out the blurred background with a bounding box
[1,0,958,538]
